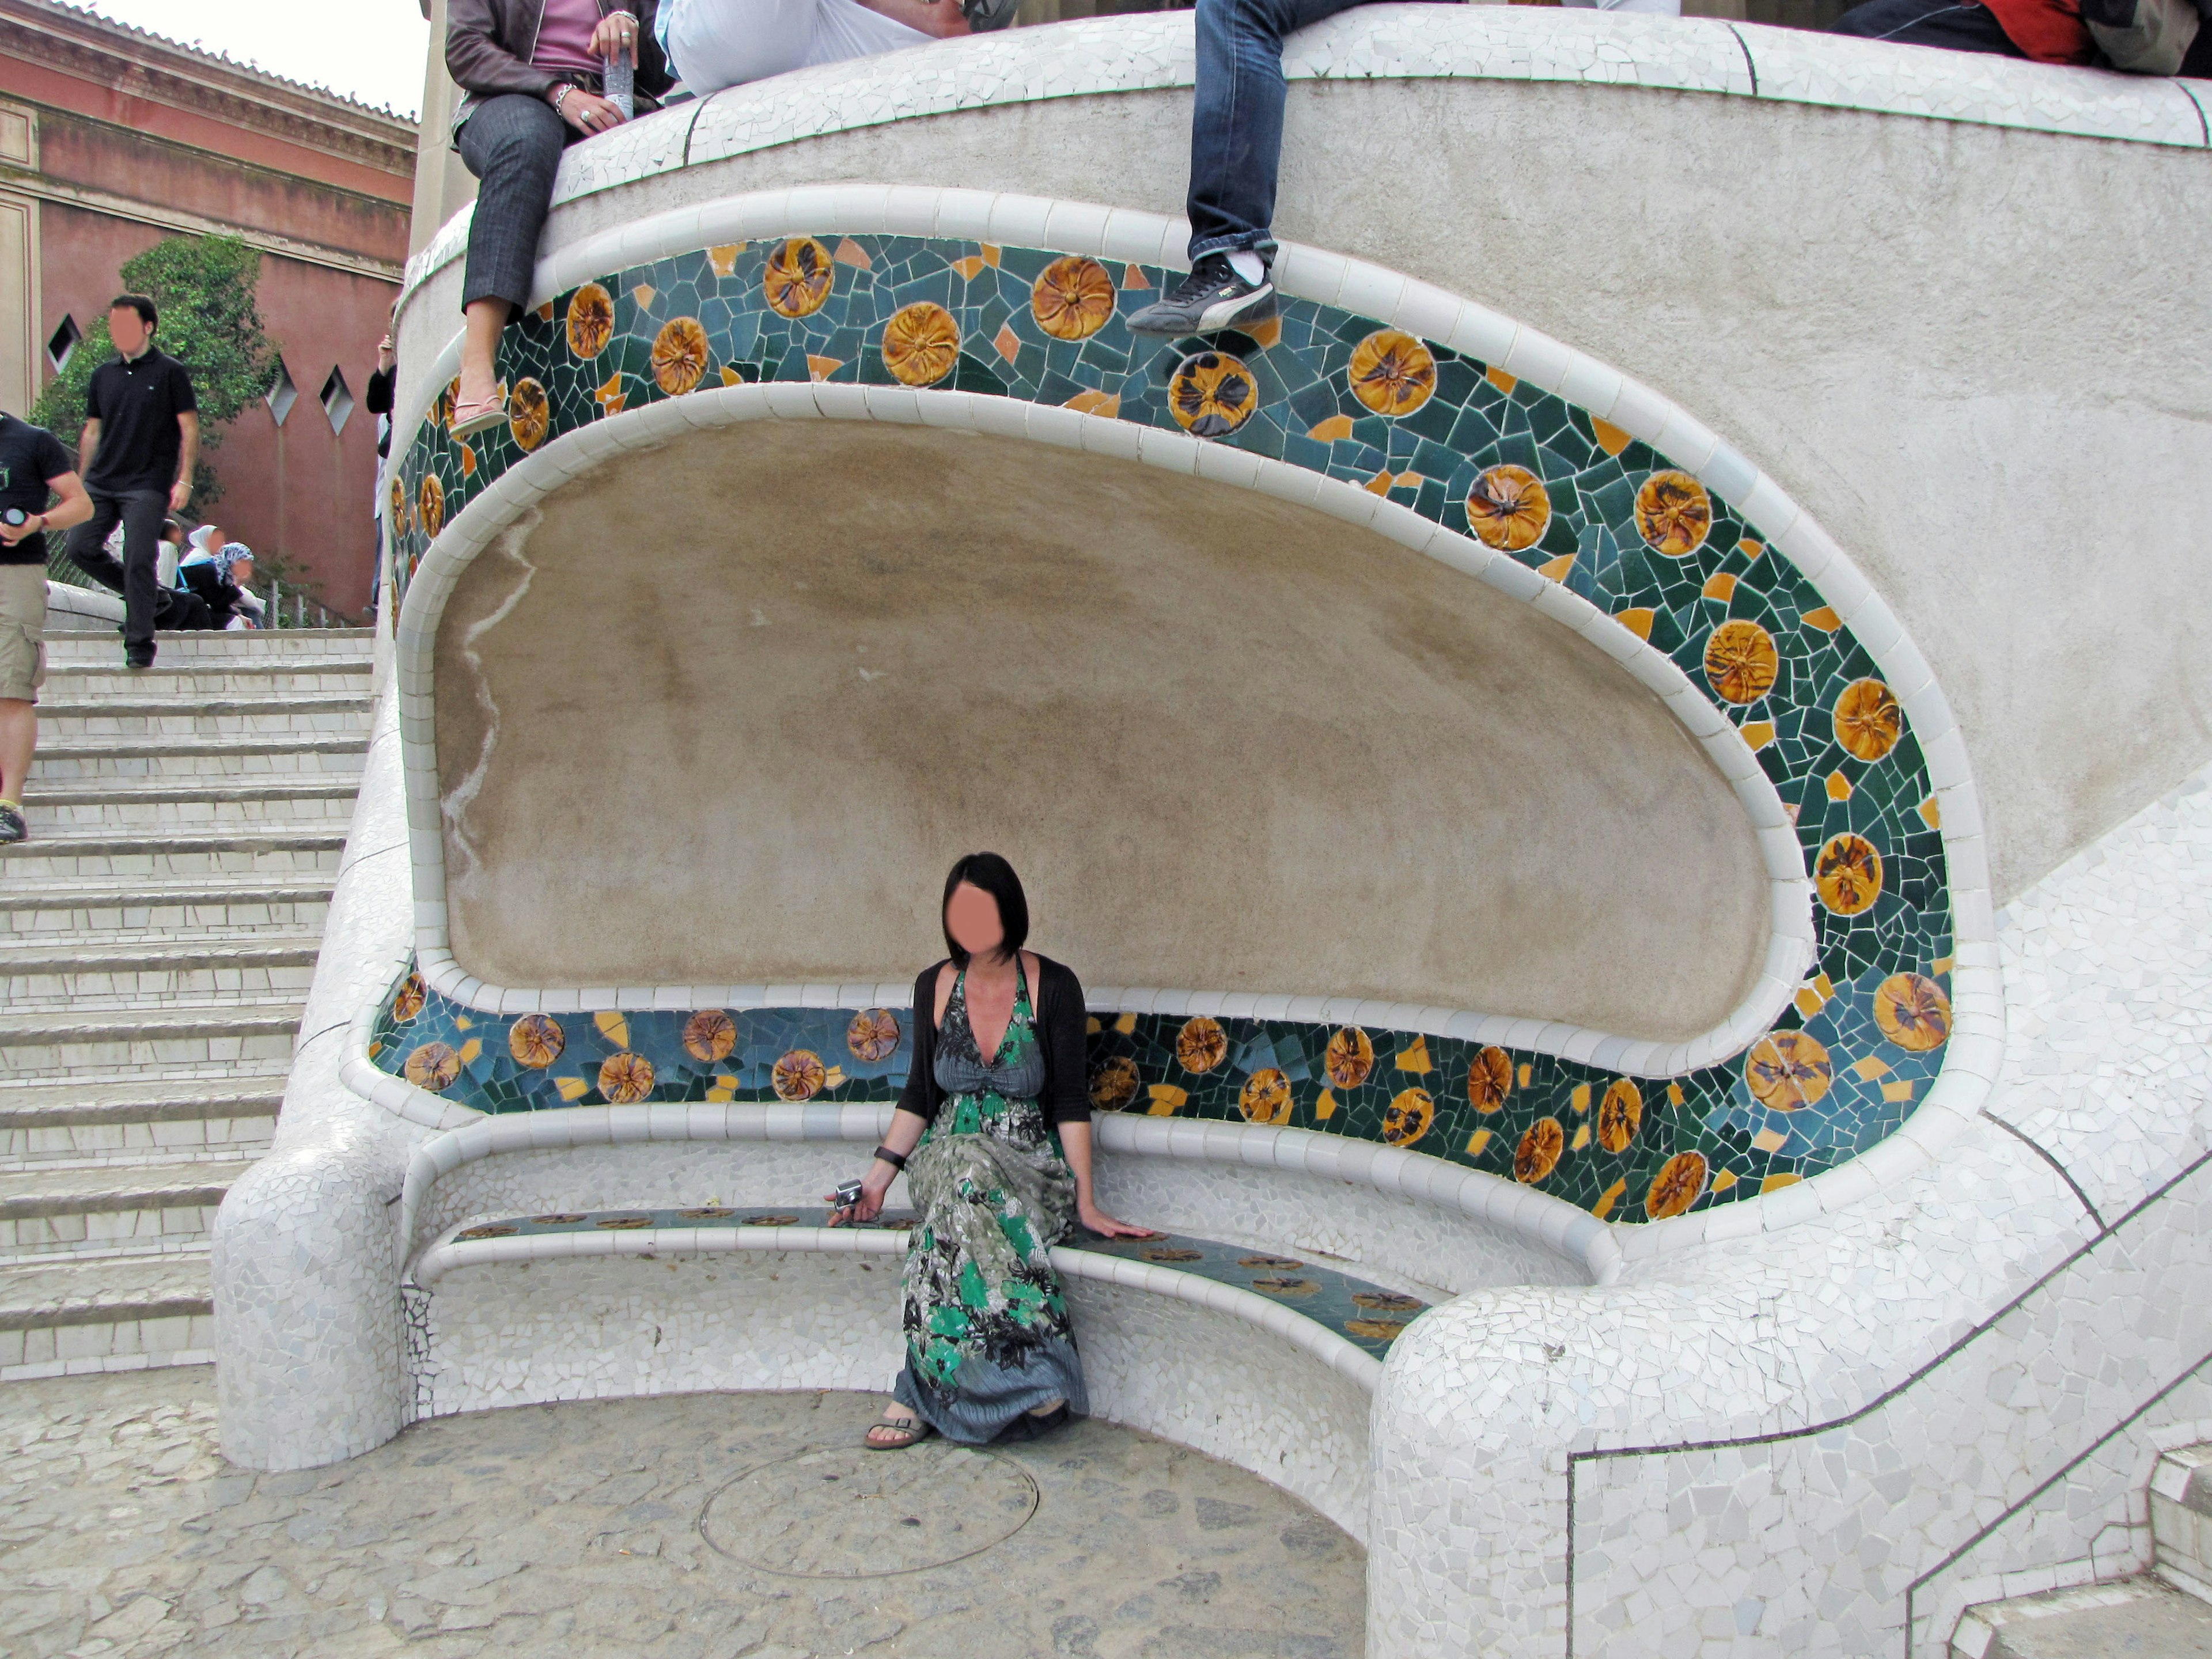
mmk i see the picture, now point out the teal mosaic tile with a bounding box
[385,233,1959,1226]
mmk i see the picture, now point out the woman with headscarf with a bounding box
[176,539,267,631]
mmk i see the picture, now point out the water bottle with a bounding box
[603,49,635,121]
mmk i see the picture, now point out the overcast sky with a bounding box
[82,0,433,119]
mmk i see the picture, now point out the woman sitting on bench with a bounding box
[828,853,1156,1449]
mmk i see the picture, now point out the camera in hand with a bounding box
[834,1179,865,1210]
[1,508,26,527]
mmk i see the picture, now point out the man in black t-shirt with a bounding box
[0,411,95,843]
[62,293,200,669]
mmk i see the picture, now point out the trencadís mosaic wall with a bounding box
[382,232,1958,1225]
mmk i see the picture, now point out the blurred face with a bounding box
[230,556,255,588]
[109,306,151,357]
[945,882,1005,962]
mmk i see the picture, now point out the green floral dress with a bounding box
[893,961,1088,1442]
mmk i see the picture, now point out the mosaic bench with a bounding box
[411,1205,1422,1390]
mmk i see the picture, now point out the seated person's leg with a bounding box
[1131,0,1426,335]
[454,94,573,422]
[1830,0,2025,51]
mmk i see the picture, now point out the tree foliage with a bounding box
[31,233,276,509]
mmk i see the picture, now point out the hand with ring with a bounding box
[554,85,627,134]
[588,11,639,67]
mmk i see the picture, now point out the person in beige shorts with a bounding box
[0,408,94,843]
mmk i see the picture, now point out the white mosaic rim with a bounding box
[402,7,2212,295]
[377,184,2002,1257]
[410,1217,1385,1391]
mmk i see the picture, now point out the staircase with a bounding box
[1952,1444,2212,1657]
[0,627,374,1379]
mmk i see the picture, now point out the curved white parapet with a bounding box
[410,1218,1386,1391]
[401,9,2212,293]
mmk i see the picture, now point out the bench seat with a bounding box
[414,1205,1427,1391]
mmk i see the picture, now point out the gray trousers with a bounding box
[457,94,581,313]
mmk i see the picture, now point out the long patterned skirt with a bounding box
[891,1095,1088,1444]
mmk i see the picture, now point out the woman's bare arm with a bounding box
[1059,1119,1156,1240]
[827,1107,930,1225]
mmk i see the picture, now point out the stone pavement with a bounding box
[0,1370,1365,1658]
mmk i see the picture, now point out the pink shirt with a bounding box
[532,0,604,77]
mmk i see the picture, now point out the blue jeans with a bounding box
[1187,0,1448,262]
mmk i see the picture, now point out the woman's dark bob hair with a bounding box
[941,852,1029,968]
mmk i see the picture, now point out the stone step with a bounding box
[0,826,344,882]
[0,1159,250,1260]
[48,660,373,698]
[32,695,373,741]
[0,933,322,1010]
[25,733,368,783]
[20,776,361,831]
[0,1251,214,1378]
[0,1002,302,1081]
[1952,1577,2212,1657]
[0,1075,284,1168]
[0,878,332,937]
[0,1009,307,1084]
[41,627,372,665]
[2153,1444,2212,1601]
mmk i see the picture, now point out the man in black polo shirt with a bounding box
[0,410,94,842]
[63,293,200,669]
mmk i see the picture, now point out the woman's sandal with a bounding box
[864,1412,934,1450]
[450,387,507,439]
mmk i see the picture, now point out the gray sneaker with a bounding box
[0,802,26,844]
[1126,253,1275,336]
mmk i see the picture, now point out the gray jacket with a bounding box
[443,0,672,135]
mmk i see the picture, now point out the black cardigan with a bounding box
[895,956,1093,1128]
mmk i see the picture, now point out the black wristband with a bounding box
[873,1145,908,1172]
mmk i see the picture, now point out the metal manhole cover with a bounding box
[698,1444,1039,1577]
